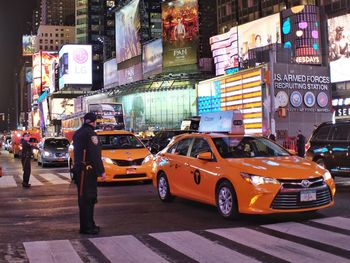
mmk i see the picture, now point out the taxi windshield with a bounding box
[213,136,290,158]
[99,134,144,150]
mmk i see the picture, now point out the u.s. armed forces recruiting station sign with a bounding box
[273,63,331,113]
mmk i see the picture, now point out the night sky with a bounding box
[0,0,37,130]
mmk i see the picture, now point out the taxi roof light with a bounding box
[198,110,245,135]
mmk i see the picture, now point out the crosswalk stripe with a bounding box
[0,176,18,188]
[312,216,350,231]
[263,222,350,251]
[29,175,44,186]
[90,235,169,263]
[39,173,70,185]
[150,231,261,263]
[208,227,349,263]
[23,240,83,263]
[58,173,71,180]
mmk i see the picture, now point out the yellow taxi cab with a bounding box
[151,111,336,219]
[69,130,153,183]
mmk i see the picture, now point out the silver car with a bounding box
[36,137,70,167]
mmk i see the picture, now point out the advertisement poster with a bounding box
[238,13,280,62]
[115,0,141,64]
[328,14,350,83]
[281,5,322,65]
[210,27,238,76]
[162,0,199,67]
[22,35,36,56]
[25,67,32,83]
[143,39,163,76]
[59,45,92,89]
[104,58,119,88]
[118,63,142,85]
[273,63,331,113]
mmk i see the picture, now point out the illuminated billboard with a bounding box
[162,0,199,68]
[104,58,118,88]
[210,27,238,76]
[328,14,350,83]
[238,13,280,62]
[118,63,142,85]
[115,0,141,64]
[59,45,92,89]
[25,67,32,83]
[143,39,163,76]
[50,98,74,120]
[281,5,322,65]
[22,35,36,56]
[32,51,58,102]
[198,68,264,134]
[273,63,331,113]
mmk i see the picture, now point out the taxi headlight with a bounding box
[241,172,280,186]
[44,151,52,157]
[102,157,114,164]
[322,171,332,181]
[142,154,154,164]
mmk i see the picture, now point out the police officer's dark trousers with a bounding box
[22,157,31,185]
[76,168,97,231]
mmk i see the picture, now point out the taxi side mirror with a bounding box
[197,152,212,161]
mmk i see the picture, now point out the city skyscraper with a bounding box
[41,0,75,26]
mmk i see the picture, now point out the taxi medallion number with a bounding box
[300,190,316,202]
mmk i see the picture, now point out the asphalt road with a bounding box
[0,150,349,263]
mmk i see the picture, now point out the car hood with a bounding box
[225,156,326,179]
[102,148,149,160]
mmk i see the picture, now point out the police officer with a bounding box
[73,112,106,235]
[21,133,33,188]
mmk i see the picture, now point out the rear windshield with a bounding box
[213,136,290,158]
[99,134,144,150]
[45,139,70,148]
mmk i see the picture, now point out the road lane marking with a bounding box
[39,174,70,185]
[24,240,83,263]
[90,235,169,263]
[312,217,350,231]
[29,175,44,186]
[263,222,350,251]
[150,231,260,263]
[0,176,18,188]
[208,227,349,263]
[58,173,71,180]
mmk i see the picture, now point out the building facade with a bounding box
[41,0,75,26]
[35,25,75,52]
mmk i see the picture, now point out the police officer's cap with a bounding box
[84,112,97,124]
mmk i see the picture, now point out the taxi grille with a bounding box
[271,181,332,210]
[278,177,324,189]
[113,173,147,179]
[112,158,144,166]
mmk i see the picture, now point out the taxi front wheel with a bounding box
[157,172,174,202]
[216,181,239,220]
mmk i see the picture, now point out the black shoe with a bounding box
[93,225,100,232]
[79,228,100,235]
[22,183,31,188]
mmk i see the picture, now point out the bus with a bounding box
[61,102,125,141]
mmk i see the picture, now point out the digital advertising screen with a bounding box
[281,5,322,65]
[25,67,32,83]
[118,63,142,85]
[198,68,264,134]
[22,35,36,56]
[143,39,163,76]
[59,45,92,89]
[104,58,119,88]
[238,13,280,62]
[328,14,350,83]
[162,0,199,68]
[210,27,238,76]
[115,0,141,64]
[50,98,74,120]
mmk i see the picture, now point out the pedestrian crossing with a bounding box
[20,216,350,263]
[0,173,71,188]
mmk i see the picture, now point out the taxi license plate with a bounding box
[300,190,316,202]
[126,168,137,174]
[58,158,64,161]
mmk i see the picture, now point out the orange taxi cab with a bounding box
[69,130,153,183]
[151,111,336,219]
